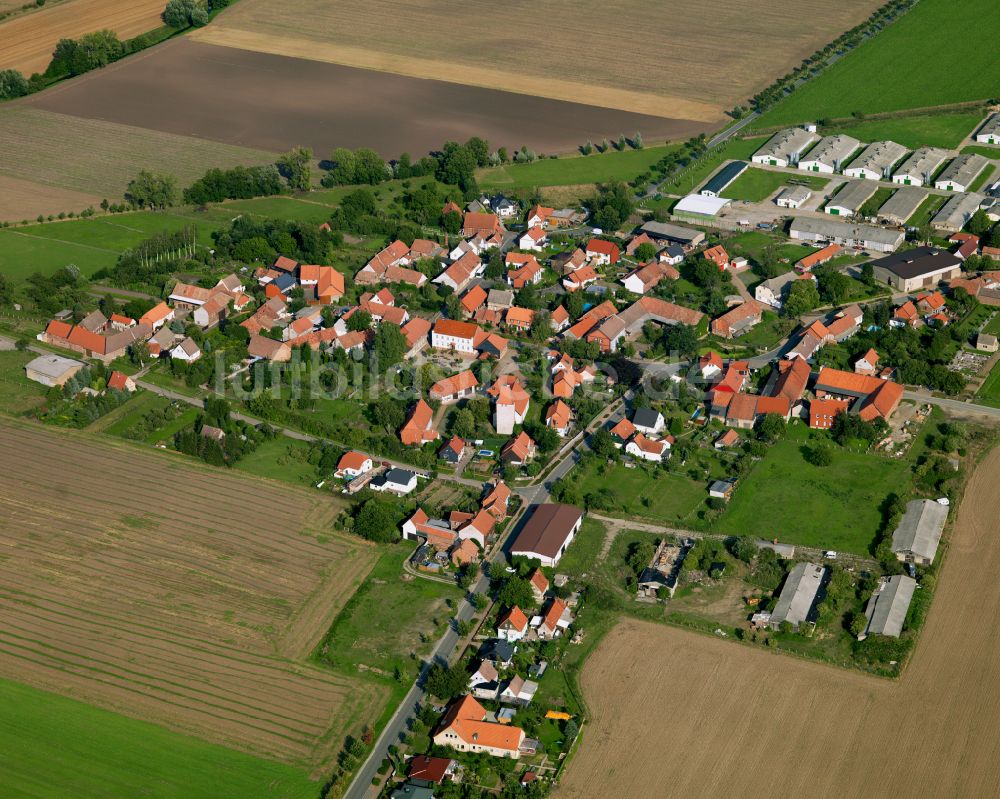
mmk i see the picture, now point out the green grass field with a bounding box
[757,0,999,125]
[317,545,461,681]
[0,210,227,279]
[714,424,910,554]
[820,111,984,150]
[478,144,682,190]
[969,164,997,193]
[235,436,325,487]
[721,168,828,202]
[0,678,317,799]
[906,193,949,228]
[961,145,1000,159]
[0,349,48,415]
[221,196,336,224]
[555,517,606,578]
[724,230,817,267]
[660,137,767,196]
[975,360,1000,408]
[571,460,709,524]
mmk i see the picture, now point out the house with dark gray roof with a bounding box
[891,499,948,565]
[869,246,963,292]
[700,161,748,198]
[860,575,916,639]
[632,407,665,434]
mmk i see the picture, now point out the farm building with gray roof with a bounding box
[860,575,916,639]
[769,562,826,631]
[891,499,948,566]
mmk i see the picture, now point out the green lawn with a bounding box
[714,424,911,554]
[0,349,48,415]
[975,359,1000,408]
[757,0,999,125]
[818,111,985,150]
[961,145,1000,159]
[219,196,336,224]
[555,517,606,578]
[660,137,767,196]
[0,678,317,799]
[906,193,948,228]
[316,545,461,682]
[477,144,683,189]
[724,230,817,268]
[721,168,828,202]
[234,436,324,487]
[572,460,709,525]
[0,210,226,280]
[969,164,997,193]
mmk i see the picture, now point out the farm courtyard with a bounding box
[0,418,384,775]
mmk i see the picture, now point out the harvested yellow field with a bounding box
[560,447,1000,798]
[0,0,165,75]
[0,174,102,220]
[0,107,274,216]
[0,419,384,772]
[195,0,884,119]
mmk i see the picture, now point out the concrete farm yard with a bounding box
[0,418,385,778]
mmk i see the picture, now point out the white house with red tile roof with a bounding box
[336,451,373,478]
[585,238,620,265]
[497,606,529,641]
[518,226,548,252]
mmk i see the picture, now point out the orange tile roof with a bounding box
[434,318,480,340]
[585,238,620,261]
[770,357,810,402]
[139,302,173,327]
[528,568,549,594]
[498,605,529,632]
[610,417,635,440]
[541,598,568,632]
[337,451,371,472]
[505,306,534,328]
[703,244,730,268]
[551,306,570,324]
[754,396,790,417]
[45,319,73,339]
[527,204,554,222]
[430,370,479,399]
[711,301,764,337]
[401,399,437,444]
[726,392,759,422]
[545,399,572,429]
[462,212,502,236]
[107,370,130,391]
[461,285,488,313]
[437,695,524,751]
[564,300,617,340]
[402,317,432,348]
[796,243,842,271]
[502,430,535,461]
[809,397,849,428]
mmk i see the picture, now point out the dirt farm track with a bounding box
[0,0,165,76]
[0,419,384,772]
[559,446,1000,798]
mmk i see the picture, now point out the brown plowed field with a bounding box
[0,0,165,75]
[196,0,884,119]
[0,419,383,771]
[559,446,1000,798]
[21,38,709,158]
